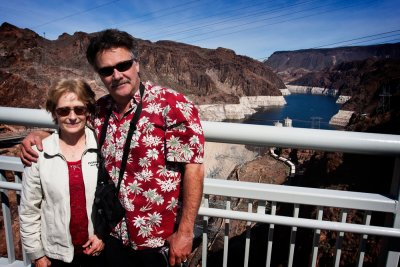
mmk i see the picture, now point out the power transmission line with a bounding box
[257,32,400,61]
[137,0,277,39]
[116,0,394,61]
[312,30,400,48]
[26,0,215,41]
[23,0,205,31]
[346,35,400,46]
[144,0,317,40]
[174,0,376,44]
[377,38,400,44]
[114,0,205,28]
[174,0,336,42]
[31,0,121,29]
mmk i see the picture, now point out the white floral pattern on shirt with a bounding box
[93,81,204,249]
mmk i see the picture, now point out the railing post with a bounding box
[288,204,299,267]
[0,171,15,264]
[385,156,400,266]
[201,195,209,267]
[222,198,230,267]
[15,173,31,267]
[310,206,323,267]
[357,211,371,267]
[243,201,252,267]
[333,209,347,267]
[265,201,276,267]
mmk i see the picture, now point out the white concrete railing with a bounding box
[1,106,400,154]
[1,107,400,267]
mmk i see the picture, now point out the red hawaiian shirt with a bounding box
[92,81,204,250]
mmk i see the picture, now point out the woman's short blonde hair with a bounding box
[46,79,96,123]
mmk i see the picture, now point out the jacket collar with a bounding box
[43,126,98,157]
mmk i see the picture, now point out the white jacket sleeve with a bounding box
[19,155,46,261]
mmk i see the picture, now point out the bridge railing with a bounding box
[1,107,400,267]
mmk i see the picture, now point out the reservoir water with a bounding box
[244,94,341,130]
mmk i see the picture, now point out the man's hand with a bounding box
[20,131,50,166]
[83,235,105,256]
[167,163,204,266]
[34,256,51,267]
[167,230,192,267]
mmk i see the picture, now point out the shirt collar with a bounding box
[109,82,145,118]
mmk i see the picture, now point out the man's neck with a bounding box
[115,100,131,118]
[114,82,142,118]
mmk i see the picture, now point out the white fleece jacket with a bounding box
[20,126,98,263]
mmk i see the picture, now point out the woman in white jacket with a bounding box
[20,79,104,267]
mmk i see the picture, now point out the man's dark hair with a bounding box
[86,29,139,68]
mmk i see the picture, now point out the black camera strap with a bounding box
[97,82,145,193]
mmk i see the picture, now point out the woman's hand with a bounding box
[35,256,51,267]
[83,235,105,256]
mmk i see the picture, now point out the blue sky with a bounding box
[1,0,399,60]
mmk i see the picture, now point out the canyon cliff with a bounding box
[0,22,285,112]
[265,43,400,83]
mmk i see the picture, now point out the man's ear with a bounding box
[135,62,139,73]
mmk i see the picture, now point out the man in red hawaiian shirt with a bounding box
[21,29,204,267]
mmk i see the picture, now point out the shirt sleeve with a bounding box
[164,92,205,164]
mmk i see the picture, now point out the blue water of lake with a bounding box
[243,94,341,130]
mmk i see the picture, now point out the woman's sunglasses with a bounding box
[55,106,87,117]
[97,59,135,77]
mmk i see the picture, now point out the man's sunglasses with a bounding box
[55,106,87,117]
[97,59,135,77]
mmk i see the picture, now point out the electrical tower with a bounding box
[378,86,391,113]
[311,117,322,129]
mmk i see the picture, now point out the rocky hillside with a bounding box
[0,22,284,109]
[264,43,400,83]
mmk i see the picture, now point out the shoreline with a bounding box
[197,95,286,121]
[198,86,353,127]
